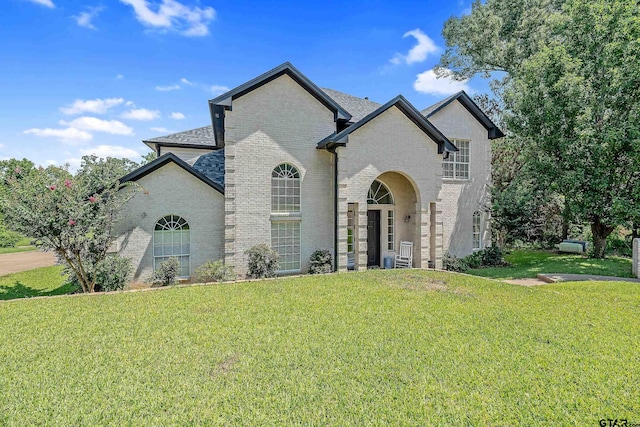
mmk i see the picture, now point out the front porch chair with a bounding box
[394,241,413,268]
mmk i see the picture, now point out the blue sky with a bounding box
[0,0,482,169]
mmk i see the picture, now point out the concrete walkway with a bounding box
[537,273,640,283]
[0,251,57,276]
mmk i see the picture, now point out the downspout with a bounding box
[330,146,339,272]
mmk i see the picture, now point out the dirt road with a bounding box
[0,251,57,276]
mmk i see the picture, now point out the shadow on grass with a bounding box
[0,281,76,301]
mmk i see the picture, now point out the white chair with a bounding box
[394,241,413,268]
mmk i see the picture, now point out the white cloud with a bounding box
[24,127,93,144]
[120,108,160,121]
[72,6,103,30]
[170,112,185,119]
[79,145,140,159]
[210,85,229,95]
[155,84,180,91]
[180,77,194,86]
[46,160,57,165]
[61,97,124,115]
[151,127,171,133]
[124,100,134,106]
[59,117,134,135]
[120,0,216,37]
[390,29,438,65]
[117,74,125,80]
[25,0,55,8]
[0,143,5,149]
[413,69,471,96]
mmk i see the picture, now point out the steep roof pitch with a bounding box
[421,91,505,139]
[317,95,458,154]
[209,62,353,148]
[143,126,215,153]
[119,152,224,194]
[321,88,381,123]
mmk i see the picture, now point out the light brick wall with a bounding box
[114,162,225,282]
[223,74,336,276]
[428,100,492,258]
[337,106,443,270]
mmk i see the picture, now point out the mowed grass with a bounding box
[0,266,73,300]
[0,245,36,255]
[0,270,638,425]
[468,249,633,280]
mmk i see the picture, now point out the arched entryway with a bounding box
[364,172,419,268]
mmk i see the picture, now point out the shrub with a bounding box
[94,254,132,292]
[153,257,180,286]
[443,252,469,272]
[481,245,509,267]
[309,249,332,274]
[195,260,236,283]
[0,229,21,248]
[246,244,279,278]
[465,251,484,269]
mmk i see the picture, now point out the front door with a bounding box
[367,210,380,267]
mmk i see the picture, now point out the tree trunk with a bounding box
[590,219,614,258]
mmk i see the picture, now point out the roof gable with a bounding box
[119,153,224,194]
[209,63,352,149]
[421,91,504,139]
[317,95,457,154]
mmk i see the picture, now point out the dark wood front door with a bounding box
[367,210,380,267]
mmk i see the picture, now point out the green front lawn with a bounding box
[0,245,36,255]
[0,266,72,300]
[0,270,638,425]
[469,249,633,280]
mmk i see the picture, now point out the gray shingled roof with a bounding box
[188,149,225,187]
[144,125,215,147]
[321,88,381,123]
[420,93,458,117]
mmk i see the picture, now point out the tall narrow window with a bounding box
[154,215,190,277]
[443,139,470,180]
[347,208,355,254]
[387,210,395,251]
[472,211,481,250]
[271,163,301,272]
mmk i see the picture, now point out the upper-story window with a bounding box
[271,163,301,213]
[443,139,470,180]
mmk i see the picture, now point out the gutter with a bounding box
[330,147,339,272]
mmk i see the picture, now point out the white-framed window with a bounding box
[473,211,481,250]
[271,163,301,272]
[347,208,355,254]
[153,214,190,278]
[271,220,301,272]
[272,163,300,213]
[387,210,395,251]
[367,180,394,205]
[443,139,470,180]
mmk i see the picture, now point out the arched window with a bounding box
[367,180,394,205]
[271,164,301,272]
[472,211,481,250]
[271,163,300,213]
[153,215,190,277]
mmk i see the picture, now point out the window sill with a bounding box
[270,214,302,221]
[443,178,471,183]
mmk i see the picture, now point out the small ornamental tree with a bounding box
[1,156,138,293]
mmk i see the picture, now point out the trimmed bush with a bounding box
[481,245,509,266]
[245,244,279,278]
[153,257,180,286]
[309,249,332,274]
[94,254,132,292]
[195,260,236,283]
[443,252,469,272]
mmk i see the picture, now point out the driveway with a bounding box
[0,251,57,276]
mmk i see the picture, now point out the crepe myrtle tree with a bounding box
[2,156,138,292]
